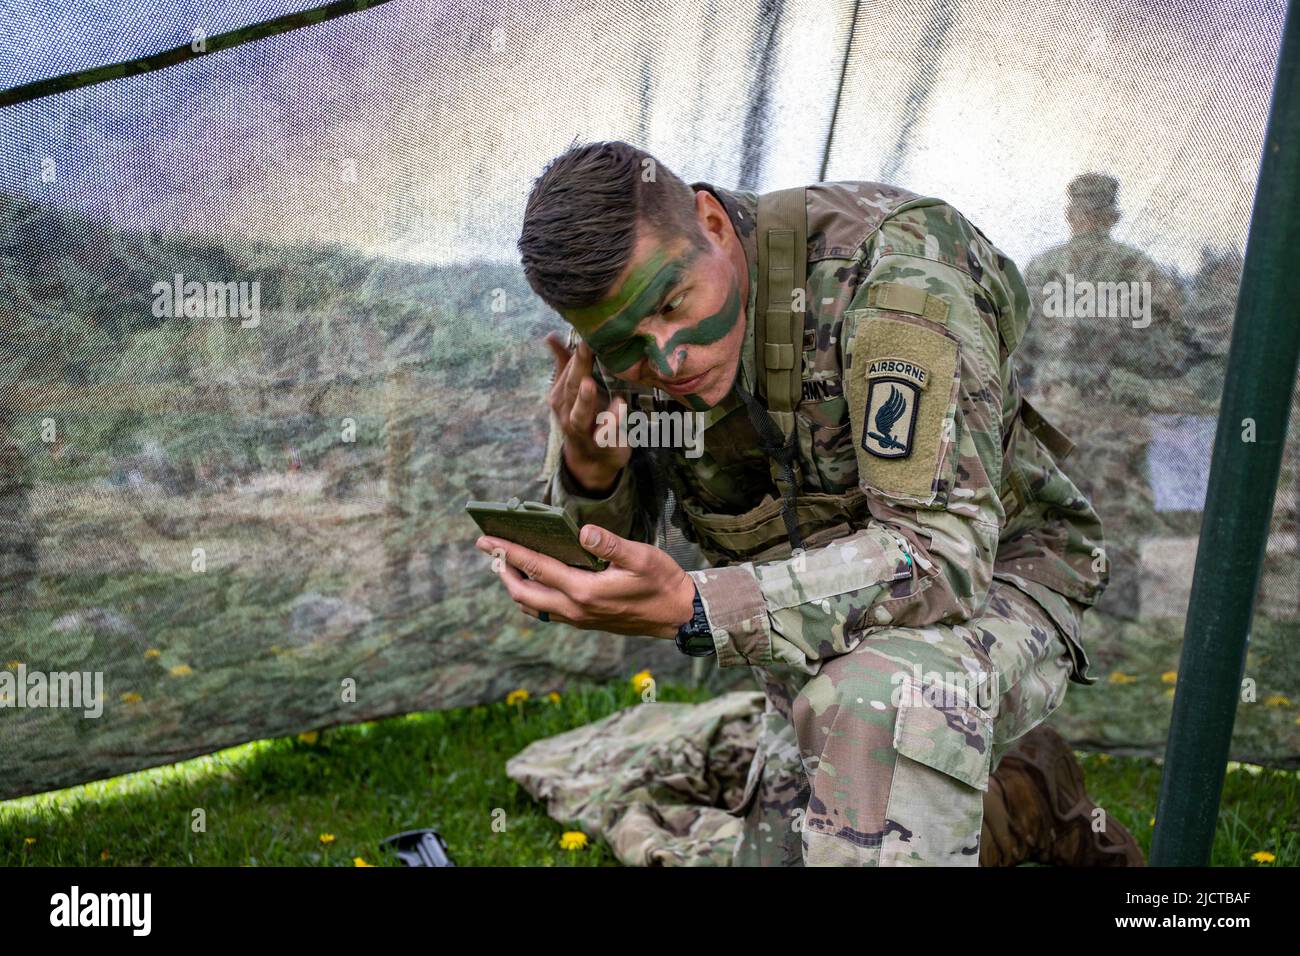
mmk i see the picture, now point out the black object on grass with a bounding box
[380,829,455,867]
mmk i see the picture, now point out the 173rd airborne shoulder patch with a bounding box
[861,357,927,458]
[847,312,960,507]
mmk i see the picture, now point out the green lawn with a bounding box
[2,681,1294,867]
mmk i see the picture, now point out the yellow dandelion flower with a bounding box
[120,692,142,704]
[1251,851,1275,864]
[24,837,36,846]
[1108,671,1138,685]
[546,691,562,704]
[1149,817,1156,826]
[1097,753,1111,763]
[1263,695,1291,708]
[1160,671,1177,685]
[353,857,373,867]
[297,731,319,745]
[631,669,653,692]
[506,689,529,706]
[100,849,110,861]
[169,664,193,677]
[5,660,21,670]
[1164,688,1176,700]
[319,833,336,845]
[144,648,161,659]
[559,831,588,851]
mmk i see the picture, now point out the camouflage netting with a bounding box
[1,0,1296,799]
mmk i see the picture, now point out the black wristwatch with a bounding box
[675,585,716,657]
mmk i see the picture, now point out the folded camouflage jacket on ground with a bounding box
[506,692,767,866]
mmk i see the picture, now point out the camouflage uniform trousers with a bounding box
[732,579,1076,866]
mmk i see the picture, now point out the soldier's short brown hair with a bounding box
[518,141,707,311]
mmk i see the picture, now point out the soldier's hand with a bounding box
[476,525,698,640]
[546,332,630,494]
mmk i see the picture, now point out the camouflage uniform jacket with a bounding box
[1017,230,1188,409]
[545,181,1106,684]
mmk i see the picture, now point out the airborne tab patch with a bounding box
[865,357,929,390]
[862,370,926,459]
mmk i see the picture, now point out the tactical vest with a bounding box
[547,187,1077,569]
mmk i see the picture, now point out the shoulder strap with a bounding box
[1019,396,1076,461]
[755,186,807,438]
[743,186,809,549]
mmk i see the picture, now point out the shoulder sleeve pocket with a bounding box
[846,311,962,508]
[892,675,994,791]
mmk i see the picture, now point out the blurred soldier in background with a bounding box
[1182,246,1241,408]
[1181,246,1298,621]
[1017,173,1188,620]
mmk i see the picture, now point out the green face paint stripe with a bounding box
[641,283,742,376]
[586,269,683,351]
[563,248,670,329]
[576,251,696,371]
[566,243,700,344]
[599,278,742,377]
[597,339,645,374]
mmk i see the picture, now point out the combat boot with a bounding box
[979,724,1145,866]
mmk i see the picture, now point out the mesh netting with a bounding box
[0,0,1295,798]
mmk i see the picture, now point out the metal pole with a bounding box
[1150,1,1300,866]
[819,0,863,182]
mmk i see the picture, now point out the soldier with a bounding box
[1017,173,1189,619]
[479,141,1143,866]
[1181,246,1240,409]
[1182,247,1298,621]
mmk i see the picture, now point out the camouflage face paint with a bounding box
[559,233,744,413]
[652,276,744,412]
[562,248,688,367]
[583,274,743,386]
[639,283,742,377]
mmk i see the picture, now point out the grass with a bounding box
[1,680,1294,867]
[1072,750,1297,866]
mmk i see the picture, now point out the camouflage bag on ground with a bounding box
[507,692,765,866]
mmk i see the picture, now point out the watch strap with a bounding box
[675,586,716,657]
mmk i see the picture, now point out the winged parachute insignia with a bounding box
[869,385,908,451]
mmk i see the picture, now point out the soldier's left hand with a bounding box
[474,526,698,639]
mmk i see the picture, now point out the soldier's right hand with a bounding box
[546,332,631,495]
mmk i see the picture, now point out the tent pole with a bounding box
[0,0,393,108]
[1149,0,1300,866]
[819,0,862,181]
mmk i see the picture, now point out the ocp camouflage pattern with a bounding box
[548,181,1106,682]
[537,181,1111,865]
